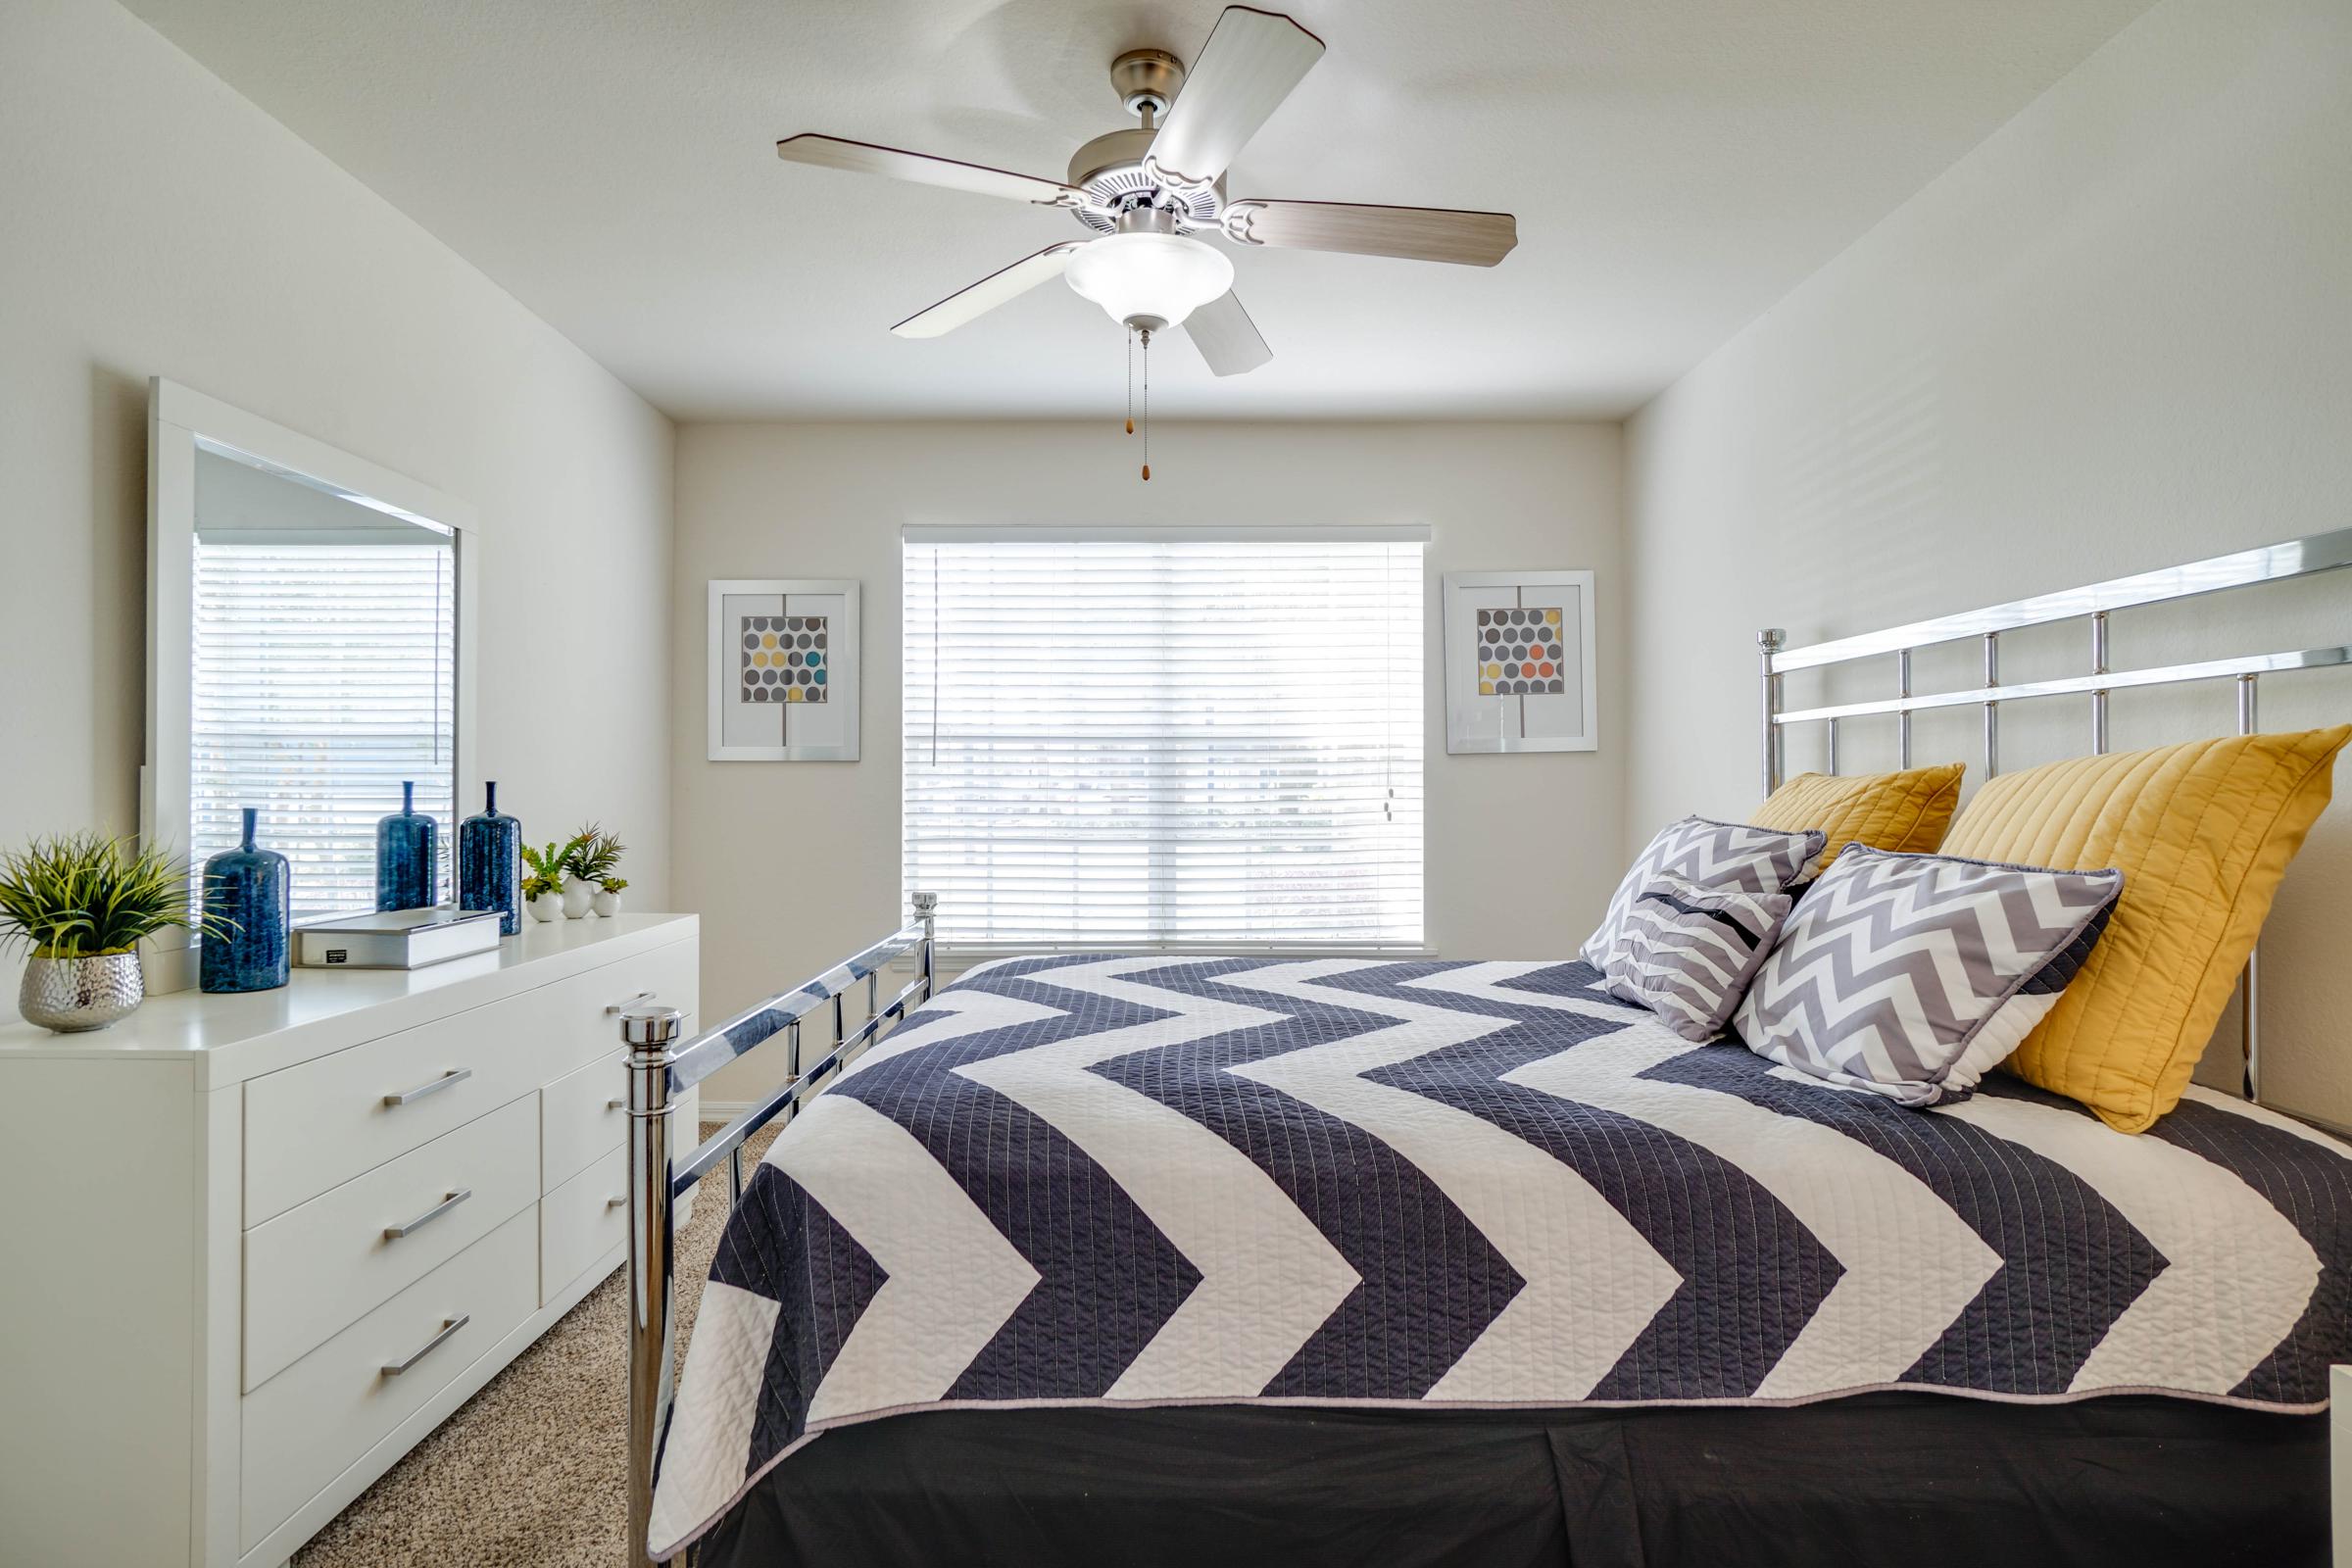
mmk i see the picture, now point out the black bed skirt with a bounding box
[698,1396,2324,1568]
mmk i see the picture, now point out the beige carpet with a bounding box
[294,1124,772,1568]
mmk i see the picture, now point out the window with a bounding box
[904,529,1424,951]
[190,536,457,921]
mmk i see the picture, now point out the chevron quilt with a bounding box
[648,955,2352,1558]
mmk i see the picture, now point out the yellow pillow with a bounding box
[1938,727,2350,1133]
[1750,763,1965,873]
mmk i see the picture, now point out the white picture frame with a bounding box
[708,578,860,761]
[1443,570,1597,755]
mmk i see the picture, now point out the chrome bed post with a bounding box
[1758,627,1785,796]
[619,896,940,1565]
[620,1003,683,1568]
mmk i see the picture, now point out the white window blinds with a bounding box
[190,538,457,922]
[904,531,1425,951]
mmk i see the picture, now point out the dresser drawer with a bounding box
[541,1040,703,1192]
[243,1095,538,1391]
[243,937,699,1224]
[543,1049,626,1192]
[541,1145,629,1302]
[246,989,549,1226]
[240,1205,537,1550]
[547,937,700,1080]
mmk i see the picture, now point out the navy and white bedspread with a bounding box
[649,955,2352,1555]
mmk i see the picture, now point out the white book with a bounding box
[296,907,504,970]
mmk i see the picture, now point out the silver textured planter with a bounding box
[20,952,145,1033]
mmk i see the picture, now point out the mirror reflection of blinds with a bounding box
[903,535,1424,951]
[190,540,456,923]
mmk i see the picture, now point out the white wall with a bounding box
[0,0,674,1014]
[674,421,1621,1104]
[1624,0,2352,1121]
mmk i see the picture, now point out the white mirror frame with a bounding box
[143,378,481,994]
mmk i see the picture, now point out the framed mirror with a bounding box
[143,379,479,992]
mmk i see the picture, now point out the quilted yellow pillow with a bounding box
[1938,727,2350,1133]
[1750,762,1965,873]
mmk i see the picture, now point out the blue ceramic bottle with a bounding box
[375,780,437,911]
[459,780,521,936]
[201,807,291,993]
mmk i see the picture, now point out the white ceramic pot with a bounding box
[562,877,595,919]
[592,889,622,918]
[527,890,564,923]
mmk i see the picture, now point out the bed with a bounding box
[616,529,2352,1567]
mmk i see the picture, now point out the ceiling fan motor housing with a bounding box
[1070,49,1224,235]
[1068,127,1225,234]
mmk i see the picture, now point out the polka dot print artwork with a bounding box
[1475,605,1568,697]
[740,613,829,704]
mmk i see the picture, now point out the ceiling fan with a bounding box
[773,5,1519,380]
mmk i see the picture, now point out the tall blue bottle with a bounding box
[201,807,291,993]
[459,780,520,936]
[375,780,437,911]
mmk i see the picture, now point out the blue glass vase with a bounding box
[375,780,437,911]
[201,807,290,993]
[459,780,521,936]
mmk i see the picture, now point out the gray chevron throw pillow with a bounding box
[1600,873,1793,1042]
[1582,816,1824,970]
[1735,844,2124,1106]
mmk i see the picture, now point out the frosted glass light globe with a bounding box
[1065,232,1235,331]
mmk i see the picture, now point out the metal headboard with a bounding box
[1757,524,2352,1112]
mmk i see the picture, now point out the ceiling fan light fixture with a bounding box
[1064,232,1235,332]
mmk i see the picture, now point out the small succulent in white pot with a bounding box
[520,836,585,926]
[0,833,220,1032]
[592,876,627,918]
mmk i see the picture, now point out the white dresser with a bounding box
[0,913,698,1568]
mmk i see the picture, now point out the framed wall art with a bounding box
[1442,569,1596,755]
[708,578,859,761]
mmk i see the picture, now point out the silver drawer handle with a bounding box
[605,990,655,1017]
[380,1314,470,1377]
[607,1096,626,1112]
[383,1067,471,1107]
[384,1188,471,1241]
[607,1195,628,1209]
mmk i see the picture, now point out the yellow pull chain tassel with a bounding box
[1142,464,1152,481]
[1126,418,1134,435]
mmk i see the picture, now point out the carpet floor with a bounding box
[293,1123,771,1568]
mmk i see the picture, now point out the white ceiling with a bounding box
[122,0,2153,420]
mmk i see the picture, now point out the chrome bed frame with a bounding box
[1760,525,2352,1111]
[612,528,2352,1564]
[615,893,938,1566]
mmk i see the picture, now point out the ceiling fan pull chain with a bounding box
[1141,327,1152,481]
[1126,325,1135,435]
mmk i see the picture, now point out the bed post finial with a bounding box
[1758,629,1786,799]
[621,1002,684,1566]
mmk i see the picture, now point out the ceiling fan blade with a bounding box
[1182,291,1273,376]
[1224,199,1518,267]
[777,133,1086,209]
[1145,8,1325,191]
[892,243,1086,338]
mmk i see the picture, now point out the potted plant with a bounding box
[0,833,220,1032]
[519,836,584,924]
[565,825,624,918]
[592,875,628,919]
